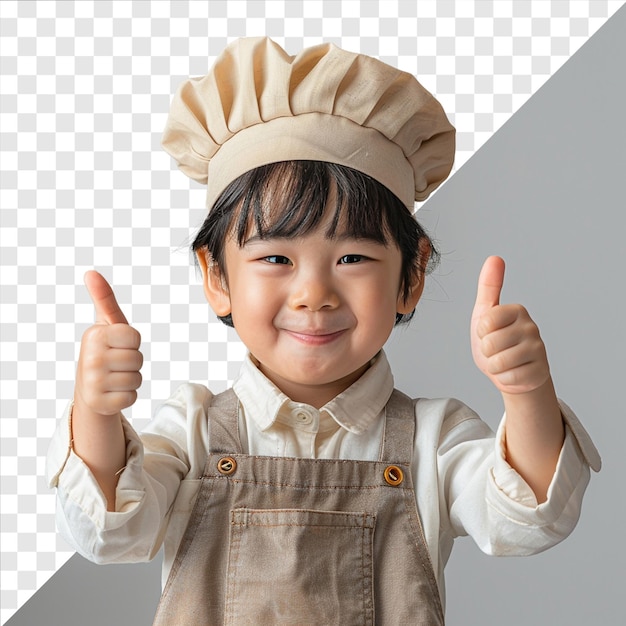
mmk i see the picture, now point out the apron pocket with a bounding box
[225,508,375,626]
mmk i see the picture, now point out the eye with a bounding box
[263,255,292,265]
[339,254,365,264]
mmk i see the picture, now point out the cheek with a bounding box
[373,273,401,305]
[229,279,281,327]
[351,280,399,327]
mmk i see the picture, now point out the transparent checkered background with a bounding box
[1,0,623,622]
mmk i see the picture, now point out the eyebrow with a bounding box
[241,235,270,246]
[242,232,389,246]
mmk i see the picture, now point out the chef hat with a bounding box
[162,37,455,212]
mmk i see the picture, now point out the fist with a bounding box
[75,271,143,416]
[471,256,550,395]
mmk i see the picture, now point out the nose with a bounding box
[288,268,340,311]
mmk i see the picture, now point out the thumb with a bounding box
[84,270,129,325]
[472,256,505,317]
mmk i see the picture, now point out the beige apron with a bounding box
[153,388,444,625]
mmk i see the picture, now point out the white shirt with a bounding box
[46,351,600,605]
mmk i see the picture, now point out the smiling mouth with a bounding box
[285,329,346,345]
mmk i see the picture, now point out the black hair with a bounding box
[191,160,439,326]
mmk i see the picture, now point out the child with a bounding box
[47,38,600,624]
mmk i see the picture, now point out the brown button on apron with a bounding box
[153,389,444,625]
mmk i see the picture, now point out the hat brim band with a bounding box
[205,112,416,212]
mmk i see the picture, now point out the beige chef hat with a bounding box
[162,37,455,212]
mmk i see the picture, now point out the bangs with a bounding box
[231,161,394,246]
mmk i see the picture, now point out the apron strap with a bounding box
[207,387,242,454]
[380,389,417,464]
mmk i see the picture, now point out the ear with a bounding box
[196,249,232,317]
[396,237,430,314]
[396,277,425,315]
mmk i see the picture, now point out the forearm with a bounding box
[71,395,127,511]
[501,377,565,503]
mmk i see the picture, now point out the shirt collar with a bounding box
[232,351,394,435]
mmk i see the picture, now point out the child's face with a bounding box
[199,211,423,408]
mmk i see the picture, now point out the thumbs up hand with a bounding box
[75,271,143,417]
[471,257,550,395]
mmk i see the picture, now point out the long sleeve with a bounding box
[414,396,601,593]
[46,383,214,566]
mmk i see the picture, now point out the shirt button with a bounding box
[295,410,313,425]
